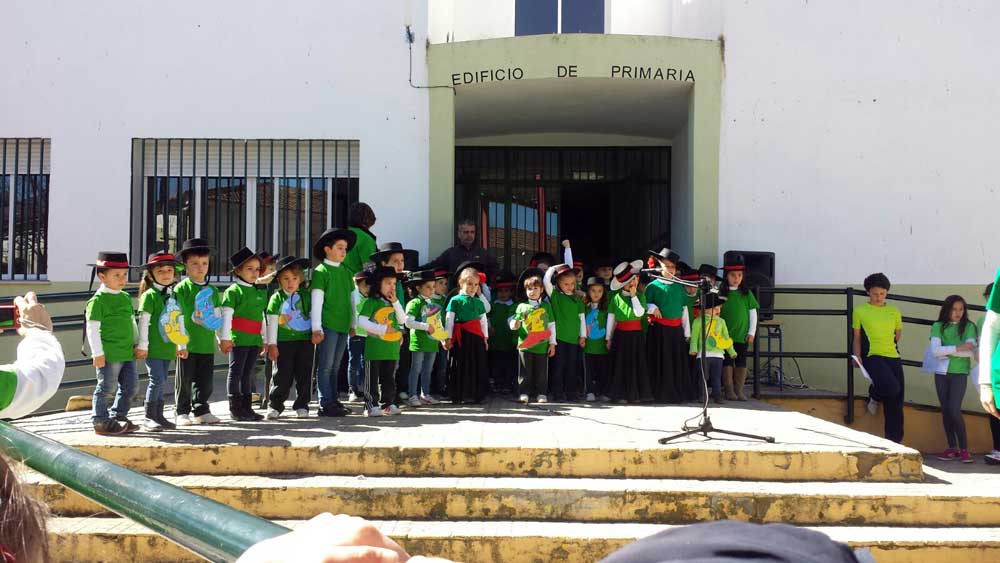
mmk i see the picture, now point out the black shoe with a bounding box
[153,400,176,430]
[94,419,137,435]
[229,396,255,421]
[243,395,264,421]
[318,404,352,417]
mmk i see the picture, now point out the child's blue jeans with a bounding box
[93,360,138,422]
[697,357,724,398]
[408,350,436,398]
[348,335,366,393]
[144,358,171,403]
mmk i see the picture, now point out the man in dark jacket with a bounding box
[425,218,499,280]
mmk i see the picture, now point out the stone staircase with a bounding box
[16,398,1000,562]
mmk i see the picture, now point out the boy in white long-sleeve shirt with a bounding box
[309,228,357,417]
[85,251,140,435]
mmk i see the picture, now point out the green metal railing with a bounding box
[0,422,288,561]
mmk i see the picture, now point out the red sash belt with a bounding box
[232,317,263,335]
[615,320,642,332]
[650,317,682,327]
[453,319,484,346]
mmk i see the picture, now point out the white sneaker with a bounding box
[348,391,359,403]
[536,395,548,404]
[143,418,162,432]
[984,450,1000,466]
[265,408,280,420]
[398,391,409,401]
[365,406,383,417]
[420,394,438,405]
[519,394,530,403]
[866,397,879,416]
[387,404,402,415]
[193,412,221,425]
[585,393,596,402]
[175,414,193,427]
[407,396,422,407]
[295,408,309,418]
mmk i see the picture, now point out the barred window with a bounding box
[131,139,359,280]
[1,138,50,281]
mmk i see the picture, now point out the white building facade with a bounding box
[3,0,998,403]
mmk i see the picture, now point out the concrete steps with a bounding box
[27,473,1000,526]
[47,517,1000,563]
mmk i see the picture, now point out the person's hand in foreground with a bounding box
[237,513,455,563]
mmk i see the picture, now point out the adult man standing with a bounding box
[426,219,499,280]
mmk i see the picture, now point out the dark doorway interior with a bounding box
[455,147,670,275]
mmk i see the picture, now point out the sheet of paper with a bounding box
[850,354,873,383]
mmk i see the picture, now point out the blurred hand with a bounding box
[13,291,53,333]
[981,384,999,419]
[312,331,325,345]
[135,348,148,360]
[268,345,279,362]
[93,355,106,369]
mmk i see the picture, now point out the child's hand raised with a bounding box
[561,240,571,249]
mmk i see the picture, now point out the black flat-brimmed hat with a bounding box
[229,247,261,271]
[677,261,699,282]
[701,291,727,309]
[451,260,485,288]
[722,253,747,272]
[647,247,681,267]
[494,270,516,289]
[528,251,557,268]
[550,263,574,282]
[273,255,310,276]
[610,260,643,291]
[139,250,178,269]
[258,251,280,265]
[370,242,417,265]
[406,269,437,287]
[313,228,357,261]
[571,260,584,273]
[368,266,401,298]
[516,267,546,301]
[698,263,723,281]
[177,238,213,261]
[432,268,449,281]
[585,275,608,288]
[87,251,140,269]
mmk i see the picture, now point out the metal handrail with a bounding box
[0,422,288,562]
[752,285,987,424]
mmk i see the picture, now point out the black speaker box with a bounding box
[724,250,775,321]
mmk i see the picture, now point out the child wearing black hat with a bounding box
[263,256,314,420]
[583,276,611,402]
[511,268,556,403]
[488,271,518,395]
[445,262,491,404]
[310,227,358,417]
[544,259,586,402]
[173,238,223,426]
[220,247,268,422]
[720,254,760,401]
[404,270,445,406]
[371,242,418,404]
[347,267,373,403]
[645,248,692,404]
[85,252,140,435]
[357,267,409,416]
[136,251,183,431]
[689,291,737,404]
[607,260,653,403]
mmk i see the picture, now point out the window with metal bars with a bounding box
[1,139,50,281]
[131,139,359,280]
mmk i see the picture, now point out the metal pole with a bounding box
[752,285,761,399]
[0,422,288,562]
[845,286,855,424]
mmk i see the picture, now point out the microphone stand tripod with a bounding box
[656,275,774,444]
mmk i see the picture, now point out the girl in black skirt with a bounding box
[644,248,692,403]
[607,260,653,403]
[445,261,491,404]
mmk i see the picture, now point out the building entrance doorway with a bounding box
[455,147,670,275]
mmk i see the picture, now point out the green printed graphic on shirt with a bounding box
[583,306,609,356]
[85,290,136,362]
[174,278,221,355]
[138,289,177,361]
[407,296,442,353]
[513,301,553,355]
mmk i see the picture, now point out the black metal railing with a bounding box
[751,286,986,424]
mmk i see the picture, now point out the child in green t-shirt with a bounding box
[310,227,358,418]
[263,256,314,420]
[357,267,409,416]
[488,271,518,395]
[136,251,184,432]
[347,268,372,403]
[85,251,140,435]
[173,238,224,427]
[370,242,418,405]
[431,269,450,398]
[607,260,652,404]
[719,255,760,402]
[404,270,445,406]
[928,295,979,462]
[444,263,491,404]
[583,276,611,402]
[220,247,268,422]
[689,292,737,404]
[544,257,586,402]
[511,268,556,403]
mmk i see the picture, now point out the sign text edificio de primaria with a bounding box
[450,65,696,85]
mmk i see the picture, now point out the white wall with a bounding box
[718,0,1000,285]
[1,0,430,282]
[671,118,693,260]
